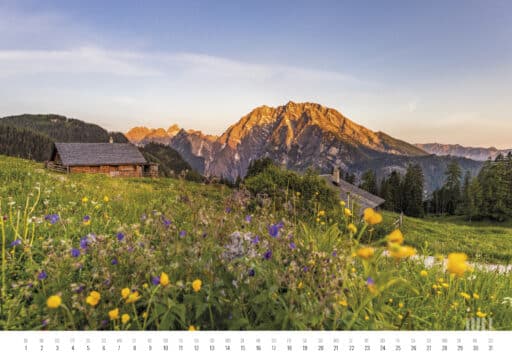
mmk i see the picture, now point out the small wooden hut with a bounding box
[47,142,158,177]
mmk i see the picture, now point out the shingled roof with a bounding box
[54,143,147,166]
[321,174,385,211]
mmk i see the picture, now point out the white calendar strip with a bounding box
[1,331,510,361]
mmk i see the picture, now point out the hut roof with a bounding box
[54,143,147,166]
[321,175,385,210]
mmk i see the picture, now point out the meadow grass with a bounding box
[0,155,511,330]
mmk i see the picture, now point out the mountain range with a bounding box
[416,143,512,161]
[126,101,483,192]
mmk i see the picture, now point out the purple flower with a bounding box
[111,258,118,265]
[268,224,280,238]
[244,215,252,223]
[302,266,309,272]
[151,276,160,285]
[42,319,49,327]
[225,207,232,213]
[71,248,80,258]
[202,232,208,238]
[366,277,375,286]
[10,239,21,247]
[332,251,338,257]
[248,268,255,277]
[74,285,85,293]
[289,242,296,250]
[162,218,171,228]
[80,236,89,249]
[251,235,260,244]
[38,271,47,280]
[116,232,124,241]
[179,230,186,238]
[45,214,59,225]
[263,250,272,260]
[83,215,91,223]
[100,319,108,328]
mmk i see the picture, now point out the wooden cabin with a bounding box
[47,142,158,177]
[321,167,385,214]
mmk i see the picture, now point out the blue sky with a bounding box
[0,0,511,147]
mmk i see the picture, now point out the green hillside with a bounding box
[0,155,510,330]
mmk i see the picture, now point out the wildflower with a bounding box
[38,271,48,280]
[289,242,297,250]
[245,215,252,223]
[82,197,88,203]
[225,207,232,213]
[79,236,89,249]
[116,232,125,241]
[251,235,260,244]
[460,292,471,300]
[121,288,131,299]
[340,200,346,207]
[86,291,101,306]
[45,214,59,225]
[10,239,21,247]
[343,208,352,217]
[366,277,377,294]
[263,250,272,260]
[389,244,416,260]
[296,192,301,197]
[162,218,171,228]
[248,268,255,277]
[103,196,109,203]
[447,253,470,277]
[399,302,404,308]
[268,224,280,238]
[420,270,428,277]
[111,258,118,265]
[317,210,326,217]
[46,295,62,309]
[363,208,383,225]
[398,314,403,320]
[442,283,449,288]
[121,314,130,324]
[192,279,202,292]
[160,272,170,287]
[125,291,141,304]
[347,223,357,234]
[473,293,480,300]
[386,229,404,244]
[142,312,148,318]
[476,310,487,318]
[188,325,196,331]
[151,276,160,285]
[339,299,348,307]
[83,215,91,225]
[143,283,149,289]
[108,308,119,320]
[70,248,80,258]
[356,247,375,260]
[179,230,186,238]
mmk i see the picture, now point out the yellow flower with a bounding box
[121,314,130,324]
[188,325,196,331]
[420,270,428,277]
[364,315,369,321]
[108,308,119,320]
[351,267,356,273]
[297,281,303,289]
[142,311,148,319]
[343,208,352,217]
[160,272,170,287]
[398,302,404,308]
[442,283,449,289]
[386,229,404,244]
[121,287,130,299]
[317,210,325,217]
[447,253,470,277]
[476,310,487,318]
[347,223,357,234]
[295,191,301,197]
[46,295,62,309]
[83,218,91,226]
[356,247,375,260]
[340,200,346,207]
[143,283,149,289]
[339,299,348,307]
[316,218,320,223]
[363,208,382,225]
[192,279,202,292]
[86,291,101,306]
[460,292,471,300]
[389,244,416,259]
[473,293,480,300]
[103,196,109,202]
[81,196,88,203]
[126,291,141,304]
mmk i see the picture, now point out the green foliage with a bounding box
[402,164,425,218]
[0,125,54,161]
[360,169,378,195]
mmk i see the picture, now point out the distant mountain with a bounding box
[416,143,512,161]
[125,101,484,192]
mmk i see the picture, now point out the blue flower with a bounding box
[111,258,118,265]
[263,250,272,260]
[268,224,280,238]
[248,268,255,277]
[71,248,80,258]
[162,218,171,228]
[366,277,375,286]
[45,214,59,225]
[116,232,125,241]
[10,239,21,247]
[244,215,252,223]
[38,271,47,280]
[80,236,89,249]
[151,276,160,285]
[302,266,309,272]
[251,235,260,244]
[289,242,297,250]
[332,251,338,257]
[179,230,186,238]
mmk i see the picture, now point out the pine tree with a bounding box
[443,160,462,215]
[360,169,378,195]
[402,164,424,217]
[465,178,483,221]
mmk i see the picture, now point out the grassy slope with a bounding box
[379,212,512,264]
